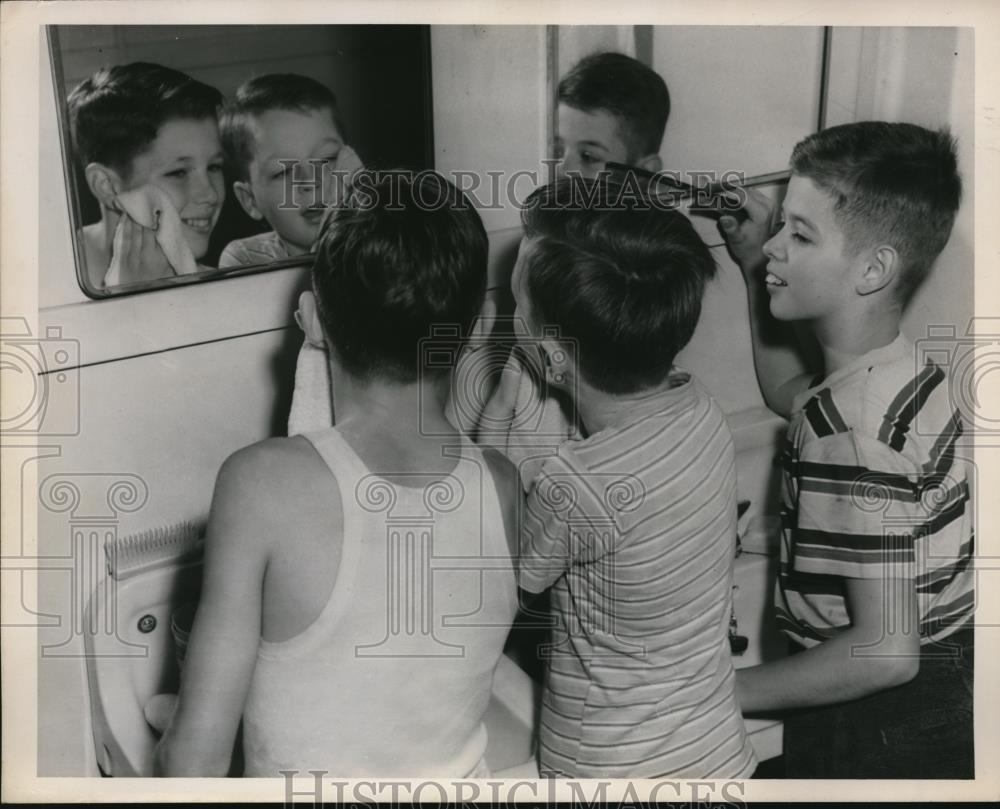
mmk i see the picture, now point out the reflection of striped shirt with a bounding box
[219,231,292,268]
[776,334,974,648]
[518,371,757,779]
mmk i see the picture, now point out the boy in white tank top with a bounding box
[154,171,520,777]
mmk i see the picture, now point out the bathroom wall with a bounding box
[826,27,975,344]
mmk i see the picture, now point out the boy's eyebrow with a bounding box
[780,207,818,232]
[259,138,343,166]
[169,151,225,164]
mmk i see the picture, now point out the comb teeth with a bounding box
[105,521,204,580]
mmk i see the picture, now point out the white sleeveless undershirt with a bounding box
[242,428,517,777]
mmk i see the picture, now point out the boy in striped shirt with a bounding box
[489,179,758,779]
[718,121,974,777]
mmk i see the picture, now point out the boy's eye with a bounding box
[778,218,810,244]
[580,152,601,165]
[165,168,187,179]
[209,162,224,173]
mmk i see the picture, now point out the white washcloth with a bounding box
[287,341,334,436]
[104,184,198,287]
[504,353,581,490]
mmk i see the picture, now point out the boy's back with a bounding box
[519,372,755,778]
[154,171,516,778]
[500,180,756,778]
[241,426,517,777]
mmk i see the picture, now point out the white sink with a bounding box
[732,550,787,761]
[83,560,539,777]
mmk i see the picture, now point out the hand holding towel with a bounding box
[104,184,198,288]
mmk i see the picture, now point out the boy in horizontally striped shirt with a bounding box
[486,178,757,779]
[718,122,974,777]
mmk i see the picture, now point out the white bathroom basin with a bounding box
[83,560,539,777]
[732,550,787,761]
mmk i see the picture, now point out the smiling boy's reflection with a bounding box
[68,62,225,291]
[218,74,364,268]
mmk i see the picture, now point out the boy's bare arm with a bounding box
[482,445,523,560]
[448,293,501,438]
[718,190,817,418]
[153,445,276,776]
[736,575,920,713]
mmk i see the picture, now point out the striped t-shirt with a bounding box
[776,334,975,648]
[518,370,757,779]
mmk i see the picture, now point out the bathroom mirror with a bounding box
[49,24,434,298]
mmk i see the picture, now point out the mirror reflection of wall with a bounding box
[53,25,433,296]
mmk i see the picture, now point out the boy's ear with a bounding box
[297,291,327,348]
[635,153,663,174]
[540,337,573,389]
[233,180,264,221]
[84,163,124,209]
[857,245,899,296]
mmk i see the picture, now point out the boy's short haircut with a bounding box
[68,62,222,178]
[791,121,962,302]
[521,178,715,395]
[312,170,488,382]
[558,52,670,160]
[219,74,343,181]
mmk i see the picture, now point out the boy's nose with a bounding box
[762,231,781,262]
[192,172,220,206]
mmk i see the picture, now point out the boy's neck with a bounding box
[574,370,685,435]
[813,302,902,374]
[329,363,456,439]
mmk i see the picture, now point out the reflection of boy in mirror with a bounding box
[218,74,363,268]
[472,53,672,474]
[68,62,225,290]
[554,52,669,179]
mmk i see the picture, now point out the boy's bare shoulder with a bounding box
[215,436,335,524]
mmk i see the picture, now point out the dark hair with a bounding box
[67,62,222,178]
[790,121,962,302]
[312,170,488,382]
[520,178,715,395]
[558,52,670,160]
[219,74,343,181]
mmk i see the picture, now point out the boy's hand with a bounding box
[108,212,175,287]
[447,295,500,436]
[329,145,364,207]
[717,188,778,280]
[475,346,524,450]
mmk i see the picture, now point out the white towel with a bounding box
[504,352,581,490]
[104,184,198,287]
[287,341,334,436]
